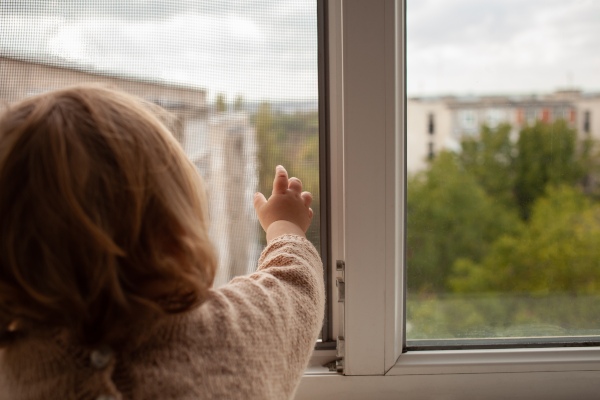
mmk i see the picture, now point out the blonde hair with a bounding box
[0,85,217,346]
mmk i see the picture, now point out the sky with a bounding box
[1,0,600,100]
[407,0,600,96]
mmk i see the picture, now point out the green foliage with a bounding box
[580,137,600,199]
[254,102,283,206]
[253,102,320,248]
[407,119,600,339]
[233,95,244,111]
[459,123,515,209]
[215,93,227,113]
[407,151,520,293]
[449,185,600,295]
[291,134,320,248]
[514,120,584,219]
[407,292,600,339]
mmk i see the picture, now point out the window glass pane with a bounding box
[406,0,600,341]
[0,0,320,287]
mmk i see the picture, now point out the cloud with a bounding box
[3,0,598,99]
[407,0,600,95]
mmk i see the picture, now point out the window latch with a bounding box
[336,277,345,302]
[336,259,345,303]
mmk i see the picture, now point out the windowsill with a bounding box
[307,345,600,377]
[306,348,338,374]
[299,347,600,400]
[389,346,600,375]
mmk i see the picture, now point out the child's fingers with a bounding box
[272,165,288,195]
[288,177,303,194]
[253,192,268,211]
[301,191,312,208]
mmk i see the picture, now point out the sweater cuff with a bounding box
[257,234,319,271]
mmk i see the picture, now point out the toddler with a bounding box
[0,85,324,399]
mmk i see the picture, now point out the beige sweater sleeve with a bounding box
[213,234,325,399]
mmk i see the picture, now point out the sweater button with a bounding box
[90,346,113,369]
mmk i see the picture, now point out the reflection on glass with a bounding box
[407,0,600,341]
[0,0,320,287]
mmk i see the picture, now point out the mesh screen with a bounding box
[0,0,320,287]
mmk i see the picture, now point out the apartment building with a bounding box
[407,90,600,173]
[0,55,259,285]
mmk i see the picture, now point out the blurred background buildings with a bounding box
[407,91,600,173]
[0,54,259,286]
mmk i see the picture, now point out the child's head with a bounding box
[0,85,217,346]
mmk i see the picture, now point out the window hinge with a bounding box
[336,336,345,357]
[335,336,345,373]
[323,357,344,373]
[336,277,345,302]
[323,336,345,373]
[334,260,345,374]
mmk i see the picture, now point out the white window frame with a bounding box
[297,0,600,398]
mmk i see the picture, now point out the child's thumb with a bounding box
[253,192,267,211]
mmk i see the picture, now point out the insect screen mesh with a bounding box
[0,0,320,286]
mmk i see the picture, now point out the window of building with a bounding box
[541,108,551,123]
[584,110,591,134]
[485,108,506,128]
[525,107,538,125]
[427,112,435,134]
[570,108,577,124]
[427,142,434,159]
[458,109,477,135]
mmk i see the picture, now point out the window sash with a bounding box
[306,0,600,389]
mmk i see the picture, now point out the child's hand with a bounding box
[254,165,313,241]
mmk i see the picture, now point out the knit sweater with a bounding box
[0,234,325,400]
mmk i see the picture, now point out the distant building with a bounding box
[407,90,600,173]
[0,55,259,285]
[196,112,260,285]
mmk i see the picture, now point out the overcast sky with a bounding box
[407,0,600,96]
[1,0,599,100]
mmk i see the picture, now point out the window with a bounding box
[485,108,506,129]
[427,142,434,160]
[297,0,600,398]
[1,0,333,343]
[408,0,600,346]
[427,112,434,134]
[457,109,477,135]
[584,110,591,134]
[4,0,599,397]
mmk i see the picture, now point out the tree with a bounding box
[254,102,282,198]
[450,185,600,294]
[407,151,520,293]
[459,123,516,209]
[290,134,320,248]
[514,120,584,219]
[233,95,245,112]
[215,93,227,113]
[579,136,600,199]
[253,105,321,248]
